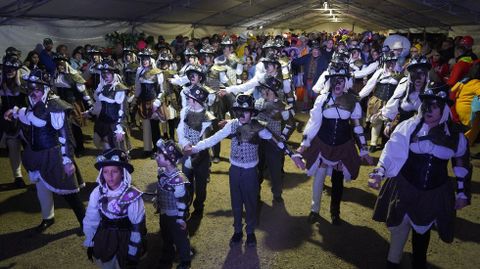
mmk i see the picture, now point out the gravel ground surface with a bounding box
[1,113,479,269]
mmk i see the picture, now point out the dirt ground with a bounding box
[1,113,479,269]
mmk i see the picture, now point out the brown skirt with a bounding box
[302,137,361,180]
[366,95,387,121]
[372,173,456,243]
[138,99,154,119]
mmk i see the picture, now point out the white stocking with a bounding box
[311,167,327,213]
[142,119,152,151]
[387,216,411,263]
[36,180,55,220]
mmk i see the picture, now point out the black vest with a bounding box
[98,86,121,123]
[139,83,158,101]
[374,83,397,101]
[30,103,59,151]
[400,150,449,190]
[317,117,352,146]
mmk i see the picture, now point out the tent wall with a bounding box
[304,23,366,35]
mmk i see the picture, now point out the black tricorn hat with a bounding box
[156,139,183,164]
[95,148,133,173]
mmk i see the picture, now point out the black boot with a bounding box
[35,218,55,233]
[14,177,26,188]
[412,229,431,269]
[330,169,344,225]
[386,260,400,269]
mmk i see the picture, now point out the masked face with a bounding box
[29,87,44,105]
[101,71,114,83]
[237,110,252,124]
[421,99,443,126]
[331,77,346,96]
[385,61,396,72]
[411,68,427,90]
[264,62,277,74]
[188,72,201,85]
[187,56,197,64]
[5,67,17,78]
[141,57,150,68]
[260,87,276,101]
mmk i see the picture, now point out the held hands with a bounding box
[368,167,384,190]
[455,197,468,210]
[3,109,14,121]
[218,120,228,128]
[178,219,187,230]
[115,133,125,142]
[64,163,76,176]
[292,155,306,170]
[183,144,193,156]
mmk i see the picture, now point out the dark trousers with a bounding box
[229,165,258,234]
[167,118,179,142]
[258,141,284,198]
[330,169,344,217]
[159,214,191,263]
[63,193,85,225]
[182,151,211,212]
[209,119,221,158]
[71,124,84,152]
[412,229,431,269]
[150,119,160,151]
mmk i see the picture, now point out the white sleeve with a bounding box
[358,69,382,99]
[176,108,189,148]
[354,61,379,79]
[350,102,362,120]
[83,187,102,247]
[170,74,189,86]
[226,76,260,94]
[13,107,30,125]
[312,71,326,93]
[283,79,291,94]
[377,118,417,177]
[50,112,65,130]
[381,78,408,121]
[193,120,234,152]
[301,94,327,147]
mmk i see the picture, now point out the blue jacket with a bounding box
[39,50,56,76]
[292,53,329,86]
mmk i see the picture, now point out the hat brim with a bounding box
[325,73,350,79]
[231,107,259,116]
[94,161,134,173]
[182,90,206,104]
[407,63,431,72]
[419,94,454,106]
[185,70,206,82]
[258,81,279,92]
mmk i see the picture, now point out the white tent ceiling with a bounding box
[1,0,479,31]
[0,0,479,55]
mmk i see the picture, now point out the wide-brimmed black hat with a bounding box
[96,59,118,72]
[183,84,212,104]
[185,64,206,83]
[407,56,431,72]
[184,48,198,56]
[138,48,155,58]
[199,44,216,55]
[53,53,69,63]
[325,66,351,79]
[2,56,22,70]
[419,81,453,106]
[23,69,51,90]
[258,76,282,93]
[95,148,134,173]
[231,94,258,116]
[156,139,183,164]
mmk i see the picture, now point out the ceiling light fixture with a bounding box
[323,1,328,10]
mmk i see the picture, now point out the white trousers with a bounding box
[36,180,55,220]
